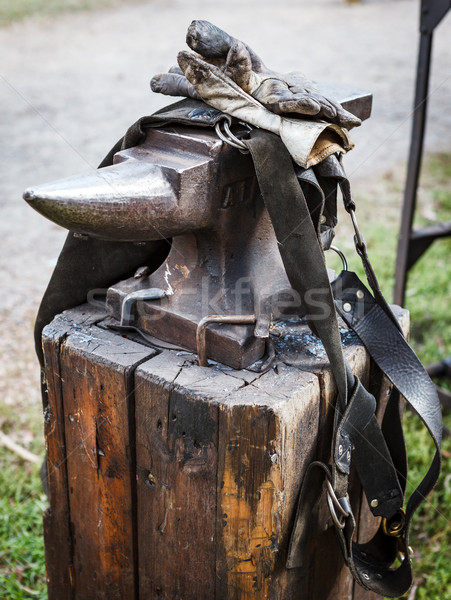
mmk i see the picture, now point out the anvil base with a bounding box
[107,277,265,369]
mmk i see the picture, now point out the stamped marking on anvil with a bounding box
[221,177,256,209]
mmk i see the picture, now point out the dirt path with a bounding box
[1,0,451,436]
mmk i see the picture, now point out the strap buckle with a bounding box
[381,508,413,562]
[325,477,351,530]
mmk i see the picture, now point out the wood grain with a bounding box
[42,306,409,598]
[43,305,155,599]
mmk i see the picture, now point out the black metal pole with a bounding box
[394,29,433,306]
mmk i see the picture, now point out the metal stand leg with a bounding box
[394,1,451,306]
[394,31,433,306]
[394,1,451,414]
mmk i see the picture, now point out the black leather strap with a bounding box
[336,380,403,518]
[243,128,442,598]
[332,271,442,450]
[243,129,350,410]
[332,269,442,595]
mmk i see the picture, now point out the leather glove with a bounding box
[151,21,356,168]
[151,20,361,130]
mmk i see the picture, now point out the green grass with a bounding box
[0,449,47,598]
[0,152,450,598]
[402,411,451,599]
[0,0,143,27]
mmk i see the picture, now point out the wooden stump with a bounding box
[42,303,407,599]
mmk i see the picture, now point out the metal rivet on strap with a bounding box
[343,302,352,313]
[370,498,379,508]
[362,572,370,581]
[346,449,351,461]
[338,444,343,455]
[320,215,327,225]
[356,289,364,300]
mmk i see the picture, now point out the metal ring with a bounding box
[238,121,253,132]
[327,493,346,530]
[214,120,250,153]
[325,478,349,530]
[223,121,250,149]
[329,245,348,271]
[325,478,350,518]
[214,122,243,149]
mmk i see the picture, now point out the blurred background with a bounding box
[1,0,450,597]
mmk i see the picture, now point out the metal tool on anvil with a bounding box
[24,87,371,369]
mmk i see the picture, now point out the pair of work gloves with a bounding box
[151,20,360,168]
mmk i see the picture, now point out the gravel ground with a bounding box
[1,0,451,441]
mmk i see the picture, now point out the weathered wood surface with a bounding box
[42,304,408,599]
[42,310,77,600]
[135,351,320,600]
[42,305,156,599]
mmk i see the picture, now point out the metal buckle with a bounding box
[214,120,251,154]
[325,478,350,530]
[329,245,348,271]
[381,508,411,561]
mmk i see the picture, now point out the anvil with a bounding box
[24,86,371,369]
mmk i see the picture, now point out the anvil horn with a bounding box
[23,156,183,242]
